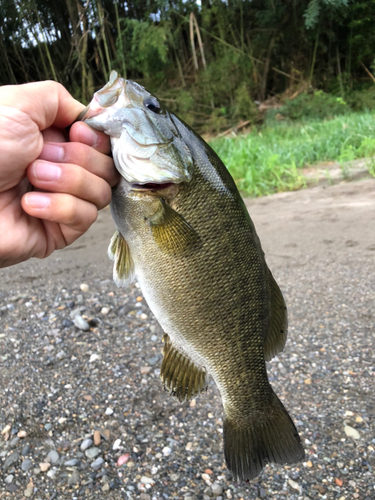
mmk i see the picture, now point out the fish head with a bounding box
[80,71,193,188]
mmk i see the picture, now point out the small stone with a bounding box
[112,438,121,450]
[335,478,343,486]
[306,460,313,468]
[102,483,110,492]
[80,438,93,451]
[151,335,158,342]
[185,442,193,451]
[127,460,135,468]
[141,476,155,485]
[89,353,100,363]
[91,457,105,471]
[304,378,312,385]
[17,430,27,438]
[73,315,90,331]
[40,462,51,472]
[21,444,30,456]
[85,447,101,459]
[117,453,129,466]
[21,459,32,471]
[94,430,101,445]
[162,446,172,456]
[355,416,363,423]
[140,366,152,374]
[46,450,60,464]
[212,483,223,496]
[5,474,14,484]
[169,473,180,481]
[56,350,67,360]
[3,451,20,471]
[24,487,33,497]
[105,407,114,416]
[80,283,89,292]
[47,469,57,479]
[65,458,80,466]
[68,469,80,486]
[10,437,20,447]
[100,428,110,441]
[1,424,11,436]
[44,423,52,431]
[288,479,300,491]
[344,425,360,439]
[101,307,110,315]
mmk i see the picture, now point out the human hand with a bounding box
[0,81,120,268]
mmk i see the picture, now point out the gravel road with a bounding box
[0,178,374,500]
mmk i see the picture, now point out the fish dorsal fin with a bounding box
[108,231,135,287]
[161,334,207,402]
[263,269,288,361]
[148,199,199,254]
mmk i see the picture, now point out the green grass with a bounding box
[209,111,375,197]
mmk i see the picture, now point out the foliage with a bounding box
[268,91,350,122]
[210,111,375,196]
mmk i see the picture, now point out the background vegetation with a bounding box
[2,0,375,194]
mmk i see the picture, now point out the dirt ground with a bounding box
[0,177,374,499]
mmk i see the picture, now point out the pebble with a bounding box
[91,457,105,470]
[10,437,20,447]
[46,450,60,464]
[85,447,101,459]
[73,315,90,331]
[47,469,57,479]
[56,350,67,360]
[21,459,32,471]
[5,474,14,484]
[288,478,300,491]
[17,430,27,438]
[68,469,80,486]
[141,475,155,485]
[101,307,110,315]
[105,407,114,416]
[80,283,89,292]
[64,458,80,466]
[212,483,223,496]
[344,425,360,439]
[162,446,172,456]
[80,438,93,451]
[21,444,31,456]
[117,453,130,466]
[40,462,51,472]
[94,430,101,445]
[112,438,121,450]
[89,353,100,363]
[3,451,20,471]
[24,487,33,497]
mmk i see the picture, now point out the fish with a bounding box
[80,71,305,481]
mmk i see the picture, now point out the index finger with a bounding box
[69,121,111,155]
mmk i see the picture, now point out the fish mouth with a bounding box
[130,182,175,192]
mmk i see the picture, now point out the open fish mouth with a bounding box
[130,182,175,191]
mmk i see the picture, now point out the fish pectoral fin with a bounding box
[263,268,288,361]
[107,231,135,287]
[223,392,305,482]
[161,334,207,403]
[148,199,199,253]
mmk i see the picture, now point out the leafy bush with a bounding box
[268,90,350,122]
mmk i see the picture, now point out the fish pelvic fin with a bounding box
[148,199,200,254]
[263,268,288,361]
[108,231,135,287]
[223,393,304,482]
[161,334,207,403]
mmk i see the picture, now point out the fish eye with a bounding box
[144,97,162,114]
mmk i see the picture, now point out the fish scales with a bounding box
[81,71,305,481]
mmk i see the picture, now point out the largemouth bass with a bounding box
[80,71,304,481]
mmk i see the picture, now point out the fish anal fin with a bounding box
[263,269,288,361]
[224,392,304,481]
[148,199,199,254]
[107,231,135,287]
[161,334,207,403]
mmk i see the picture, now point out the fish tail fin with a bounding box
[223,393,304,481]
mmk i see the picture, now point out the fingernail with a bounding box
[39,143,65,162]
[77,123,99,147]
[34,162,61,181]
[25,193,51,209]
